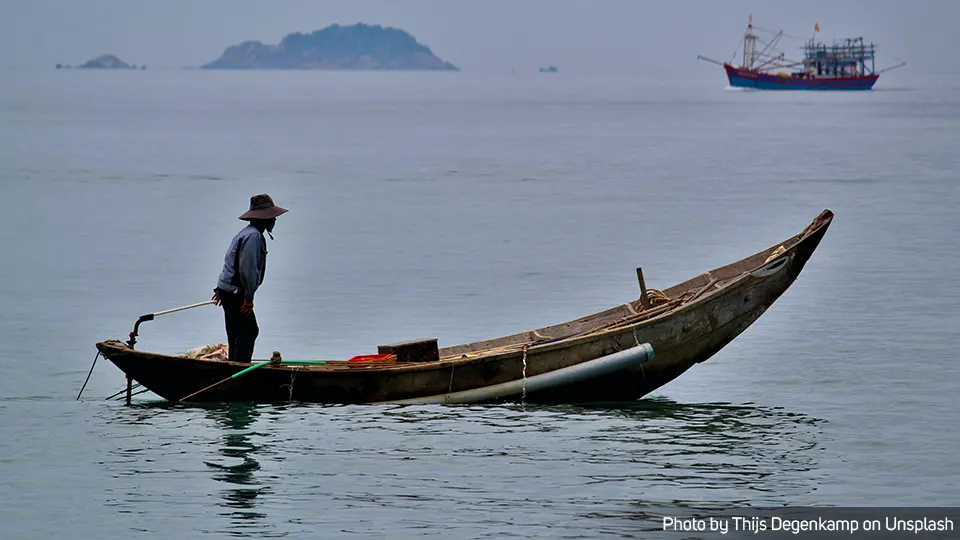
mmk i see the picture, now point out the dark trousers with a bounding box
[217,288,259,363]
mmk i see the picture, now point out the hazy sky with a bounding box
[1,0,956,72]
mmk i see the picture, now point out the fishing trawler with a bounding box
[698,15,905,90]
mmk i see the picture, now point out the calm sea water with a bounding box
[1,69,958,538]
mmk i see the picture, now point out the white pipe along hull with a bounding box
[379,343,654,405]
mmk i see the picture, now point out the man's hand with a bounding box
[212,289,221,306]
[241,299,254,314]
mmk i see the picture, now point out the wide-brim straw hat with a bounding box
[239,193,288,220]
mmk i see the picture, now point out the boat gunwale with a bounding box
[439,210,830,363]
[723,63,880,84]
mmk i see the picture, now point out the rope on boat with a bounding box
[765,245,786,263]
[521,345,529,404]
[284,368,299,401]
[606,277,723,334]
[76,350,101,401]
[633,326,646,381]
[752,25,808,41]
[645,288,672,307]
[730,36,744,63]
[446,361,456,399]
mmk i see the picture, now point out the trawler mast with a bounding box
[743,15,758,70]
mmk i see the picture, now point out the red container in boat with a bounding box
[347,353,396,363]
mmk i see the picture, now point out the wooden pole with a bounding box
[175,359,326,403]
[178,361,271,402]
[636,267,650,310]
[697,55,725,67]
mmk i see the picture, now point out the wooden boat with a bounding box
[96,209,834,404]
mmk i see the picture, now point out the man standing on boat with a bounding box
[212,194,288,363]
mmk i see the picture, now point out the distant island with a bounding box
[539,65,558,73]
[201,23,458,70]
[57,54,145,70]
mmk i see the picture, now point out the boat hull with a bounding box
[96,211,834,405]
[724,64,877,90]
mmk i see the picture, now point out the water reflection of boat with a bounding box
[96,210,833,404]
[204,403,267,521]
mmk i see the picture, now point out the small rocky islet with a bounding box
[57,54,145,70]
[200,23,458,70]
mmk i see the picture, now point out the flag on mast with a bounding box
[814,23,820,32]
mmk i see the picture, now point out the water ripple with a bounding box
[36,399,825,538]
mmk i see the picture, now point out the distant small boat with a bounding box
[539,65,558,73]
[698,15,905,90]
[96,210,833,404]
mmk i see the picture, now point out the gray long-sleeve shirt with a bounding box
[216,224,267,302]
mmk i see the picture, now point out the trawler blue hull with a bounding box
[724,64,878,90]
